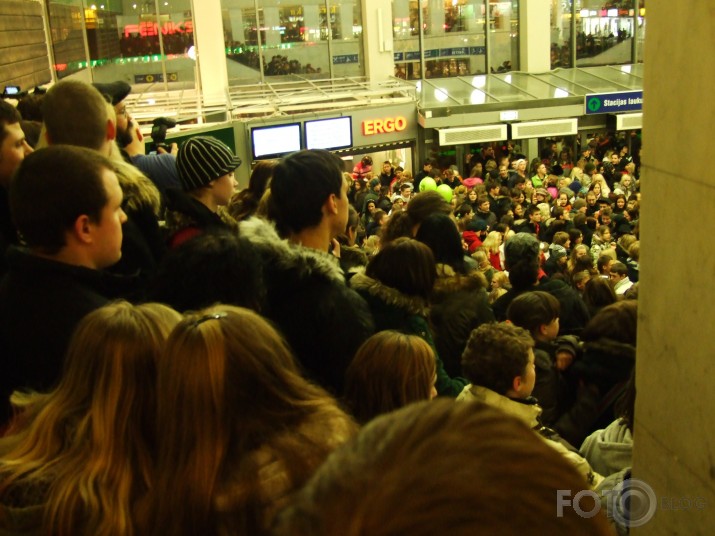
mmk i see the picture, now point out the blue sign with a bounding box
[395,47,486,62]
[332,54,359,65]
[585,90,643,115]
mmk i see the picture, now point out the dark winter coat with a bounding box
[429,264,495,377]
[554,338,635,447]
[350,272,467,397]
[238,218,374,395]
[164,188,238,249]
[0,247,135,425]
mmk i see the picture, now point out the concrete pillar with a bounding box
[303,5,320,43]
[338,2,354,40]
[228,9,244,43]
[191,0,229,106]
[427,0,444,36]
[263,7,281,48]
[361,0,394,84]
[631,1,715,534]
[519,0,550,73]
[465,0,482,32]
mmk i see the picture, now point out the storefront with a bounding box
[239,102,419,182]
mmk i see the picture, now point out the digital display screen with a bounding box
[305,116,353,151]
[251,123,302,159]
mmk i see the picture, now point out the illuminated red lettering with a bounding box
[362,116,408,136]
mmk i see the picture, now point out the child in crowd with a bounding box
[344,331,437,424]
[458,323,602,488]
[488,270,511,304]
[506,291,580,425]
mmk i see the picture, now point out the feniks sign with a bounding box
[584,90,643,115]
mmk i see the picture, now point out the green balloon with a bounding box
[436,183,453,202]
[419,177,437,191]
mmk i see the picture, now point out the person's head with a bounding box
[2,300,181,535]
[490,270,511,291]
[268,149,348,238]
[176,136,240,206]
[582,276,617,312]
[581,300,638,345]
[599,207,612,227]
[382,161,392,174]
[507,291,561,342]
[422,158,434,172]
[596,254,614,276]
[415,212,467,273]
[11,146,126,267]
[272,399,612,536]
[467,189,478,202]
[345,331,437,424]
[366,237,436,301]
[615,194,627,210]
[462,323,535,398]
[571,270,591,292]
[609,261,629,284]
[503,233,540,289]
[526,204,542,224]
[552,231,570,249]
[151,229,265,313]
[361,155,373,167]
[42,80,113,154]
[568,228,583,246]
[595,224,612,243]
[151,305,354,534]
[92,80,132,144]
[0,100,33,187]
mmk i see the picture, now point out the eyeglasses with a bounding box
[191,312,228,328]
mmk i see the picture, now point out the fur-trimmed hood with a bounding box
[350,272,429,317]
[431,263,487,302]
[164,188,239,238]
[238,217,345,284]
[113,159,161,216]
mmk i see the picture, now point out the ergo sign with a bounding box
[363,116,407,135]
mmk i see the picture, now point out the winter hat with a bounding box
[369,178,381,189]
[177,136,242,191]
[549,243,568,261]
[93,80,131,106]
[466,220,488,232]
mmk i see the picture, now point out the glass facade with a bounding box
[222,0,364,83]
[393,0,520,80]
[43,0,196,88]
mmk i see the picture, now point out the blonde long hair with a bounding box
[0,301,181,536]
[146,305,356,535]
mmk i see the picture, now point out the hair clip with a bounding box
[192,312,228,327]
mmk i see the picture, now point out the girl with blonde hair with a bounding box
[144,305,356,536]
[481,230,503,270]
[0,301,181,536]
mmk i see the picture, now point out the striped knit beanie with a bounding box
[177,136,242,191]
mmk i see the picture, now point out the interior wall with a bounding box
[632,1,715,533]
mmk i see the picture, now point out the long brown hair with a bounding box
[0,301,181,536]
[146,305,356,535]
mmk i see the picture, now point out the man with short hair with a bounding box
[94,80,181,196]
[414,158,434,191]
[240,149,374,394]
[0,100,33,275]
[378,160,395,190]
[610,261,633,296]
[0,146,131,423]
[43,80,165,283]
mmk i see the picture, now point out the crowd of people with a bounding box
[0,83,638,534]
